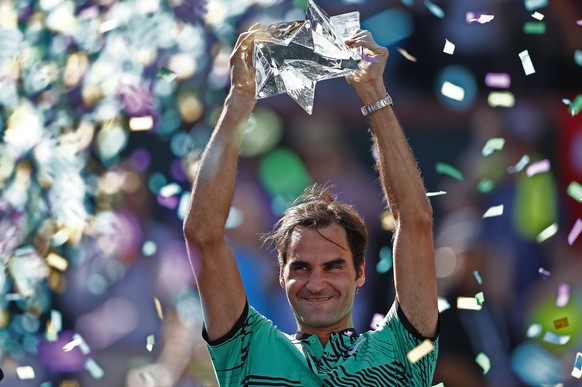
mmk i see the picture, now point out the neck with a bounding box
[297,318,354,347]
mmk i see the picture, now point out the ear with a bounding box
[279,266,285,289]
[357,260,366,287]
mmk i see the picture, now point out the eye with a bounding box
[290,263,309,272]
[325,264,342,271]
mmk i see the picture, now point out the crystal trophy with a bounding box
[253,0,361,114]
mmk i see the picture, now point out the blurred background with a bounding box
[0,0,581,385]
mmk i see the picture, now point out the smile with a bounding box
[304,297,332,302]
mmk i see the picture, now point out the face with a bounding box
[279,224,365,333]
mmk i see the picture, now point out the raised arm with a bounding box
[346,31,438,337]
[183,24,265,341]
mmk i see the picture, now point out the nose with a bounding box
[305,269,326,293]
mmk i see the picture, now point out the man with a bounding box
[183,23,439,386]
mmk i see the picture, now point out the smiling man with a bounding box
[183,23,439,386]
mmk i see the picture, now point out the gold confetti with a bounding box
[553,317,569,329]
[154,297,164,320]
[397,47,417,62]
[46,252,68,271]
[406,339,435,364]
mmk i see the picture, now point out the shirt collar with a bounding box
[294,328,359,341]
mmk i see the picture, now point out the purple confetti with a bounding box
[526,159,550,177]
[485,73,511,88]
[118,79,157,117]
[361,54,379,63]
[538,267,551,279]
[556,283,570,307]
[568,218,582,246]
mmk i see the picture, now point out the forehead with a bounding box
[287,224,351,261]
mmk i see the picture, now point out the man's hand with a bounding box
[229,23,269,99]
[344,30,388,90]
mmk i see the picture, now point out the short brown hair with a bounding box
[263,184,368,278]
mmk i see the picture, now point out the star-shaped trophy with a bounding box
[253,0,361,114]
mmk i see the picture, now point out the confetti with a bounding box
[519,50,536,75]
[63,333,91,354]
[553,317,569,330]
[5,293,26,301]
[526,159,550,177]
[473,271,483,285]
[482,137,505,156]
[129,116,154,131]
[46,253,68,271]
[360,53,380,63]
[487,92,515,108]
[426,190,447,197]
[526,323,542,338]
[16,366,35,380]
[475,291,485,306]
[536,223,558,243]
[482,204,504,218]
[485,73,511,88]
[435,162,464,181]
[438,297,451,312]
[568,219,582,246]
[567,181,582,202]
[556,283,570,307]
[457,296,482,310]
[523,22,546,34]
[572,353,582,379]
[542,331,570,345]
[85,358,104,380]
[157,67,177,82]
[146,334,155,352]
[154,297,164,320]
[524,0,548,11]
[376,246,393,273]
[578,20,582,26]
[478,178,495,193]
[370,313,385,330]
[466,13,495,24]
[46,309,62,341]
[568,95,582,116]
[538,267,551,278]
[432,384,444,387]
[575,50,582,67]
[407,339,435,364]
[507,154,530,173]
[424,0,445,18]
[441,81,465,101]
[475,352,491,374]
[443,39,455,55]
[531,12,544,20]
[397,47,417,62]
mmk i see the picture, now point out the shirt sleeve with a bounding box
[202,301,273,386]
[377,300,440,385]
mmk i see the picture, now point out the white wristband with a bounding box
[360,93,393,116]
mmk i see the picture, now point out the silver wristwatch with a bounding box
[360,94,393,116]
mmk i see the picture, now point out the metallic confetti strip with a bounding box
[407,339,435,364]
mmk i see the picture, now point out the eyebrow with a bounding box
[288,258,347,269]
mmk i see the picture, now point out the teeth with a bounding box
[306,297,331,302]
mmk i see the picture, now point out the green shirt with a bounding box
[203,300,439,386]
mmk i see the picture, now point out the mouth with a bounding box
[303,296,333,303]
